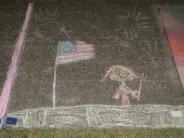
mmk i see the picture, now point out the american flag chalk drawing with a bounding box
[53,41,95,108]
[56,41,95,65]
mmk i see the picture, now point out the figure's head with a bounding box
[101,66,118,82]
[101,67,112,82]
[101,65,127,82]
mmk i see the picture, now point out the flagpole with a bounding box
[52,44,59,109]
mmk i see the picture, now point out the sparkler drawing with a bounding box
[28,8,63,42]
[116,8,152,40]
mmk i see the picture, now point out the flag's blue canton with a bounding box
[58,41,76,55]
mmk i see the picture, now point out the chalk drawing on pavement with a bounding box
[52,41,95,108]
[116,8,152,41]
[8,105,184,128]
[56,41,95,65]
[101,65,144,105]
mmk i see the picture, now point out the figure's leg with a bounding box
[119,81,131,105]
[121,90,130,105]
[112,81,131,105]
[112,81,126,99]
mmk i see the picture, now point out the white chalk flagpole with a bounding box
[52,43,60,109]
[0,3,33,118]
[52,59,57,109]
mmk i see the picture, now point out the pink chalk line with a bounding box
[0,3,33,118]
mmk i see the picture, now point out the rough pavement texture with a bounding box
[0,5,26,94]
[7,4,184,113]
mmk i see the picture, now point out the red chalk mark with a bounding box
[113,87,130,105]
[0,3,33,118]
[160,9,184,89]
[120,90,130,105]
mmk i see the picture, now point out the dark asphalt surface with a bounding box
[0,5,26,95]
[1,4,183,112]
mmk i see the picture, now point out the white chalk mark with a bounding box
[132,8,136,17]
[86,107,92,127]
[43,110,47,126]
[127,10,130,16]
[117,15,129,19]
[135,12,141,20]
[136,17,149,22]
[133,27,138,37]
[116,9,151,41]
[7,104,184,128]
[141,38,159,69]
[23,112,29,128]
[130,29,134,40]
[86,107,100,127]
[171,111,183,118]
[52,62,57,109]
[52,45,59,109]
[55,23,71,39]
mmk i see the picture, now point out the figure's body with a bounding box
[101,65,143,105]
